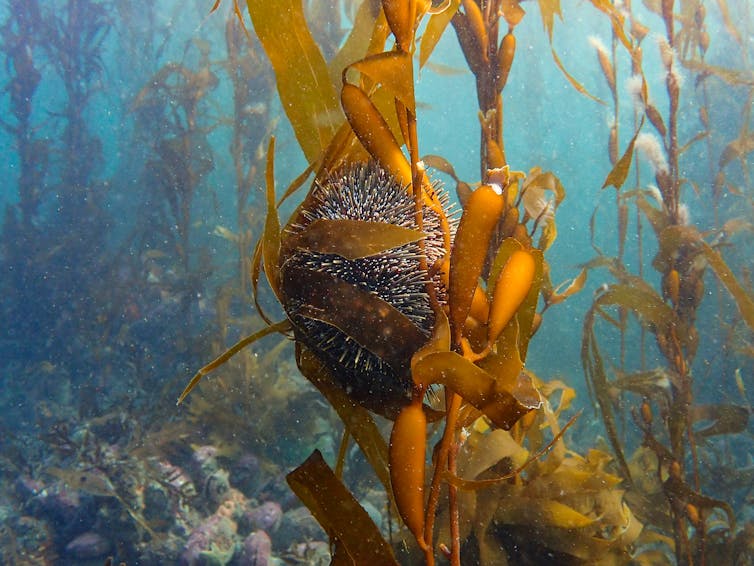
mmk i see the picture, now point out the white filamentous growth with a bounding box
[678,203,691,226]
[669,61,685,89]
[635,133,669,175]
[655,35,674,70]
[646,184,663,206]
[626,74,645,111]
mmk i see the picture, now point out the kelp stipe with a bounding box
[179,1,645,564]
[581,0,754,563]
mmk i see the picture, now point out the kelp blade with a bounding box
[283,265,427,377]
[292,218,424,259]
[246,0,341,162]
[413,351,541,429]
[287,450,399,566]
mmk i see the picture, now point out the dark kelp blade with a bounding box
[283,265,427,375]
[657,225,754,332]
[287,450,399,566]
[691,403,750,438]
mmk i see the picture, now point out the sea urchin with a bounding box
[279,161,450,416]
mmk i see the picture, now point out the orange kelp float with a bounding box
[448,184,505,345]
[389,397,429,548]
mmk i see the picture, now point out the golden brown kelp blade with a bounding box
[413,351,541,429]
[328,0,385,91]
[419,0,460,68]
[340,83,412,185]
[347,51,415,112]
[602,122,643,190]
[246,0,341,162]
[262,137,282,302]
[550,47,606,105]
[287,450,399,566]
[290,218,424,259]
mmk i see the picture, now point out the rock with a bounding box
[143,481,171,525]
[3,516,54,563]
[26,481,96,540]
[65,531,111,559]
[290,541,330,566]
[229,453,260,497]
[244,501,282,533]
[180,513,237,566]
[273,506,325,551]
[238,530,272,566]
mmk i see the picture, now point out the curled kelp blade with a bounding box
[419,0,461,68]
[287,450,399,566]
[421,153,472,206]
[346,51,415,113]
[413,351,541,429]
[327,0,385,91]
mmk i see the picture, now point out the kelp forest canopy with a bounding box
[0,0,752,565]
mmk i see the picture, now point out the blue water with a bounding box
[0,0,752,564]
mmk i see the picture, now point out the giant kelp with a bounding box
[179,1,645,564]
[580,0,754,563]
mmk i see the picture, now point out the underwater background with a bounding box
[0,0,752,564]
